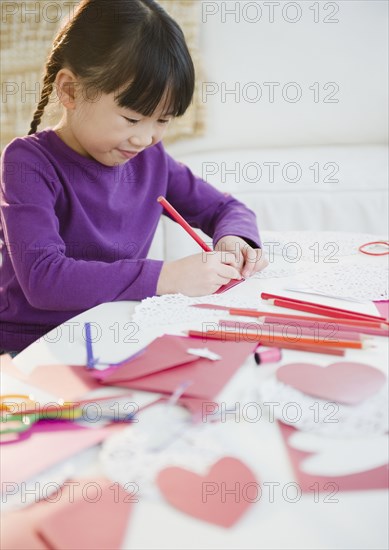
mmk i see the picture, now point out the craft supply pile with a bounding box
[1,264,388,548]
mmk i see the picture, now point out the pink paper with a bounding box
[279,422,389,492]
[28,364,101,401]
[36,479,132,549]
[374,300,389,319]
[103,336,256,399]
[177,396,218,419]
[1,478,132,550]
[276,362,386,405]
[1,508,50,550]
[0,354,26,378]
[1,420,121,485]
[157,457,257,527]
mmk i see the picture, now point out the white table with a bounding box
[9,249,389,550]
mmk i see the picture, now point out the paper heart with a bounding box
[156,457,258,527]
[288,431,389,476]
[276,362,386,405]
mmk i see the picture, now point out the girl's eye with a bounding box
[123,116,139,124]
[158,119,171,125]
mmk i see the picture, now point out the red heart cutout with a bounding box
[276,362,386,405]
[156,457,258,527]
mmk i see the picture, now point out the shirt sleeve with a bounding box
[0,142,163,310]
[164,151,262,249]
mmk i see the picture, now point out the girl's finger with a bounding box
[242,247,260,278]
[242,248,269,277]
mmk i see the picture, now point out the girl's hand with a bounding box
[156,252,243,296]
[214,235,269,278]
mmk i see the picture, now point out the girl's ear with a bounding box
[55,69,79,109]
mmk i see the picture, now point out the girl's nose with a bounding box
[130,131,153,148]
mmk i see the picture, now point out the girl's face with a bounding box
[58,88,173,166]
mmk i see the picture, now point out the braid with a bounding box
[28,56,61,135]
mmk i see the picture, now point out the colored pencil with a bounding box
[262,316,389,338]
[218,319,364,342]
[258,341,346,356]
[261,292,388,323]
[266,298,387,324]
[157,196,243,293]
[188,330,345,355]
[192,304,386,329]
[158,196,212,252]
[188,329,367,349]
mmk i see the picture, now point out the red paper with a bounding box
[102,335,256,399]
[214,278,245,294]
[276,362,386,405]
[279,422,389,492]
[103,335,198,383]
[157,457,257,527]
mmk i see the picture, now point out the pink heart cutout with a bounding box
[156,457,258,528]
[276,362,386,405]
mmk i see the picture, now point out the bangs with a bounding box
[112,19,195,117]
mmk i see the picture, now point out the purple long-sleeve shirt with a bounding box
[0,129,261,351]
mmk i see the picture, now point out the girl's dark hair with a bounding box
[28,0,195,134]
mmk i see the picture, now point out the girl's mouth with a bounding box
[117,149,140,159]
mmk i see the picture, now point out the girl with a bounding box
[0,0,266,353]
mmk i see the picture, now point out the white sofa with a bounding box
[149,0,388,262]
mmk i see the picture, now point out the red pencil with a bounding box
[157,196,243,294]
[261,292,387,323]
[189,329,345,356]
[157,196,212,252]
[268,298,387,324]
[262,315,389,338]
[192,304,385,329]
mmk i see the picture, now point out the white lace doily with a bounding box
[299,264,389,301]
[133,293,261,329]
[260,377,388,438]
[252,254,315,279]
[261,231,387,261]
[100,418,235,500]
